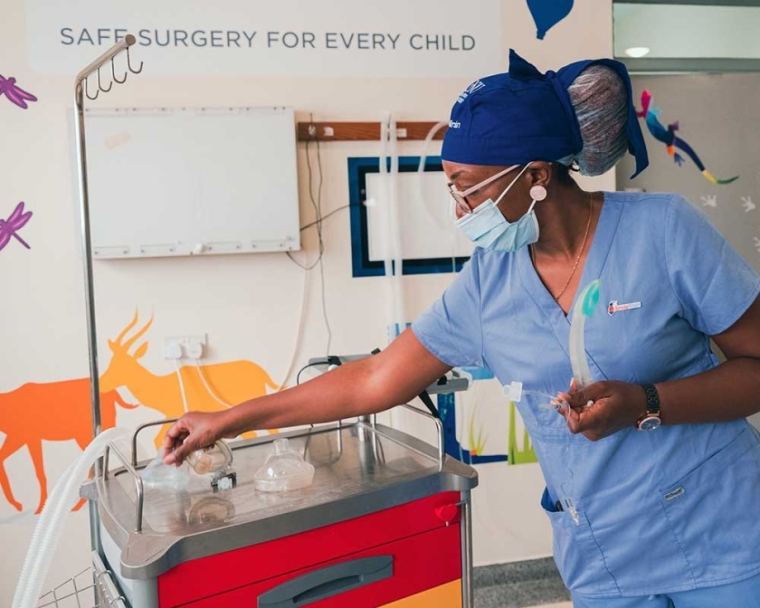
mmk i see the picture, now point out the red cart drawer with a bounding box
[182,523,461,607]
[158,492,462,607]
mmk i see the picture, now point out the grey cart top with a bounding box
[96,417,478,579]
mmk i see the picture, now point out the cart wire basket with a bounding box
[37,552,127,608]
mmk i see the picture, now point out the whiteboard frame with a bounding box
[81,106,301,260]
[348,156,471,276]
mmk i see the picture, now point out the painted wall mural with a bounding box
[0,311,279,518]
[101,312,279,449]
[439,385,537,467]
[0,381,136,515]
[527,0,574,40]
[637,90,739,185]
[700,194,758,217]
[0,202,33,253]
[0,74,37,109]
[507,400,538,465]
[464,400,537,465]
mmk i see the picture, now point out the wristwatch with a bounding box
[637,384,661,431]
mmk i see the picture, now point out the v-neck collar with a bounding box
[518,193,623,357]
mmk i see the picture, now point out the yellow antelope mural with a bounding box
[100,312,280,447]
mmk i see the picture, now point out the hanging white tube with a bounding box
[379,113,394,327]
[416,121,449,230]
[388,113,405,335]
[378,112,405,340]
[13,427,131,608]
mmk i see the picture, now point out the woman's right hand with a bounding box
[162,411,237,466]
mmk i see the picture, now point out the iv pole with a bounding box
[73,34,143,553]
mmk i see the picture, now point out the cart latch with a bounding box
[435,503,460,526]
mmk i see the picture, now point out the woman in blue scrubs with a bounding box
[164,51,760,607]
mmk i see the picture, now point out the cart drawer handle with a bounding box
[258,555,393,607]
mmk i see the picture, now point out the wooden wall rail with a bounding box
[296,121,448,142]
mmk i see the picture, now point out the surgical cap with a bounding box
[442,50,649,178]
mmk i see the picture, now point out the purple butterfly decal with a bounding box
[0,202,33,252]
[0,75,38,110]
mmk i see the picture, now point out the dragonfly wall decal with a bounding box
[0,202,33,252]
[0,75,38,109]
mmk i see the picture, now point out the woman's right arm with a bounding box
[163,328,451,465]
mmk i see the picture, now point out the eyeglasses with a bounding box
[448,165,520,216]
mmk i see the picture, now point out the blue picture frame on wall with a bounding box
[347,155,470,278]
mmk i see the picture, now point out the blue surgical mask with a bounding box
[455,164,540,252]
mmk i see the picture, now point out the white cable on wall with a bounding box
[284,122,330,388]
[193,359,235,409]
[173,360,190,413]
[276,266,310,391]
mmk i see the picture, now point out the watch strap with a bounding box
[641,384,660,416]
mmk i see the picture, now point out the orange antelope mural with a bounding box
[0,380,137,514]
[100,312,280,448]
[0,312,279,517]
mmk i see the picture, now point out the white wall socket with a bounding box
[164,334,207,360]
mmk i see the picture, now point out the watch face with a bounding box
[639,416,661,431]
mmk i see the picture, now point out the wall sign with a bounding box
[25,0,503,78]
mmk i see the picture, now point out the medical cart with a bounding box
[83,410,477,607]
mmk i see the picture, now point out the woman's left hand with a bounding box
[557,380,647,441]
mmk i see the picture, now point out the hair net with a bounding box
[560,65,630,177]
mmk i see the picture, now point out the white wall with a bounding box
[0,0,612,602]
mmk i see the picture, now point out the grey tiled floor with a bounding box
[474,558,571,608]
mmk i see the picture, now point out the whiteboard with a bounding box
[83,107,300,259]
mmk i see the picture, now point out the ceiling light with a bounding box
[625,47,650,58]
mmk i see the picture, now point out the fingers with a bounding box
[557,381,635,442]
[162,420,187,449]
[562,405,603,440]
[557,391,591,411]
[162,432,186,461]
[162,418,194,465]
[561,381,610,410]
[563,389,590,409]
[164,437,195,466]
[165,419,187,440]
[561,404,582,429]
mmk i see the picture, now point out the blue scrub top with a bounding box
[412,191,760,598]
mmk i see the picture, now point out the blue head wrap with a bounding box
[442,50,648,178]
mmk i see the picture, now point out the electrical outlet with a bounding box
[164,334,207,360]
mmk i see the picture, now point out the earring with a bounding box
[530,185,548,201]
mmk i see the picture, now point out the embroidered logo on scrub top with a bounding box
[608,300,642,316]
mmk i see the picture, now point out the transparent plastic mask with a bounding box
[187,442,233,476]
[253,438,315,493]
